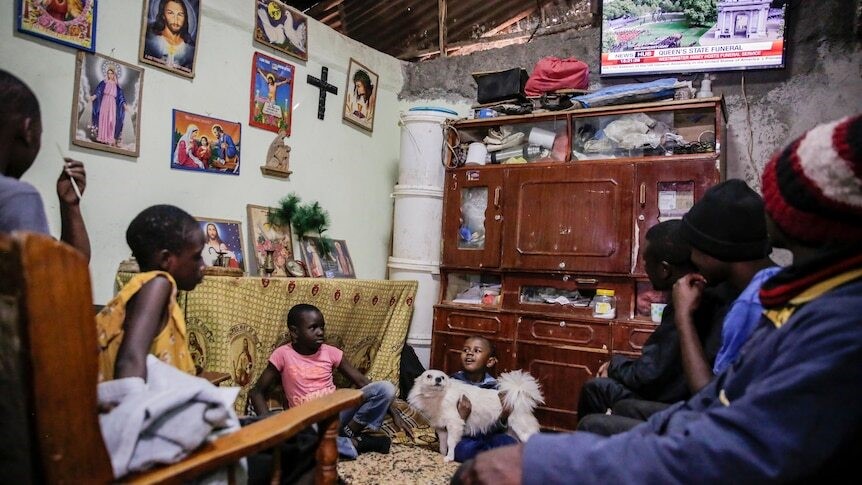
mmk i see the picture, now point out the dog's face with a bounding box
[414,369,449,395]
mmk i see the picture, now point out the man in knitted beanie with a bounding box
[453,115,862,484]
[672,179,779,392]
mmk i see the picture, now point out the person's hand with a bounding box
[457,394,472,421]
[672,273,707,316]
[454,444,523,485]
[389,406,415,440]
[57,159,86,206]
[498,391,513,421]
[597,360,610,378]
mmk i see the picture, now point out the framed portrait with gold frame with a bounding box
[342,58,377,133]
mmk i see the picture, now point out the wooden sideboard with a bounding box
[431,97,726,430]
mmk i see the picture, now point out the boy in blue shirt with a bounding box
[450,335,516,462]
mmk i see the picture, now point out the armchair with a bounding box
[0,232,361,484]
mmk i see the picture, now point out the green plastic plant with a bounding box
[269,193,333,257]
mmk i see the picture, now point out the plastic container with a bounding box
[399,107,458,189]
[592,289,616,319]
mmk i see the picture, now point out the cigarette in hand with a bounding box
[55,142,83,200]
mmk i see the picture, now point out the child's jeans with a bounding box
[336,381,395,458]
[454,431,518,462]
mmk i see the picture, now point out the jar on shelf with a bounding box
[592,289,616,319]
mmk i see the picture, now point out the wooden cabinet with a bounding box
[432,97,726,430]
[502,163,635,273]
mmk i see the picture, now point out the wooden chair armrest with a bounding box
[125,388,363,484]
[198,371,231,386]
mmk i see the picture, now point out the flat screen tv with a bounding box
[600,1,787,77]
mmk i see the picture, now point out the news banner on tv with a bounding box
[602,40,785,75]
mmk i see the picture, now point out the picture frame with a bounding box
[246,204,294,277]
[196,217,246,272]
[70,52,144,157]
[171,109,241,176]
[253,0,308,62]
[17,0,97,52]
[300,237,355,279]
[139,0,201,78]
[249,51,295,134]
[342,58,378,133]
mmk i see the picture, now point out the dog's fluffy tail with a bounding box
[498,370,544,410]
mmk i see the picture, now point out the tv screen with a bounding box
[600,1,787,77]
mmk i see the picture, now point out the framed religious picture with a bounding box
[246,204,294,277]
[70,52,144,157]
[139,0,201,78]
[300,237,355,279]
[249,51,295,134]
[342,58,378,133]
[327,239,355,278]
[17,0,97,52]
[171,109,241,175]
[253,0,308,62]
[196,217,246,272]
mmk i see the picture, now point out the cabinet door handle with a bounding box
[639,183,646,207]
[494,186,501,208]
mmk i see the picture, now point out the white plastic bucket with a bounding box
[399,107,457,189]
[388,256,440,367]
[391,185,443,264]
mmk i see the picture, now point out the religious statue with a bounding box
[260,128,292,178]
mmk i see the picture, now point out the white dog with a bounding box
[408,369,543,462]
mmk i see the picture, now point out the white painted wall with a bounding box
[1,0,405,303]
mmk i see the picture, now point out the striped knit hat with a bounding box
[761,115,862,245]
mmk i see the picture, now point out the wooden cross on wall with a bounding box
[306,66,338,120]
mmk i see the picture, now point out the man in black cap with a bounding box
[672,179,779,393]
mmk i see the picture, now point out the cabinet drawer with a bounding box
[611,322,657,355]
[516,341,608,431]
[517,316,610,351]
[433,307,515,339]
[503,273,634,319]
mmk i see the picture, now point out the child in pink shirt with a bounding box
[250,304,410,458]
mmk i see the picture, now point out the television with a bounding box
[600,1,787,77]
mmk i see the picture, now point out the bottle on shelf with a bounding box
[592,289,616,319]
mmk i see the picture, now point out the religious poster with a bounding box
[342,58,378,133]
[171,109,241,175]
[17,0,97,52]
[246,204,294,277]
[139,0,201,78]
[196,217,246,271]
[249,51,295,134]
[70,52,144,157]
[300,237,355,279]
[254,0,308,62]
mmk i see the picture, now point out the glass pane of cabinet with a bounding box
[443,272,502,307]
[451,116,569,166]
[442,169,503,268]
[571,107,716,161]
[459,187,488,249]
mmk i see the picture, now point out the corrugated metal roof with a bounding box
[288,0,594,61]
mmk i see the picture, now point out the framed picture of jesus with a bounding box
[249,51,295,134]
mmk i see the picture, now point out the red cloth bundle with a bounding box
[525,57,589,96]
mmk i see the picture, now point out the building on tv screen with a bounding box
[600,0,787,76]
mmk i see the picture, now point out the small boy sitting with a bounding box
[451,335,517,462]
[249,303,410,459]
